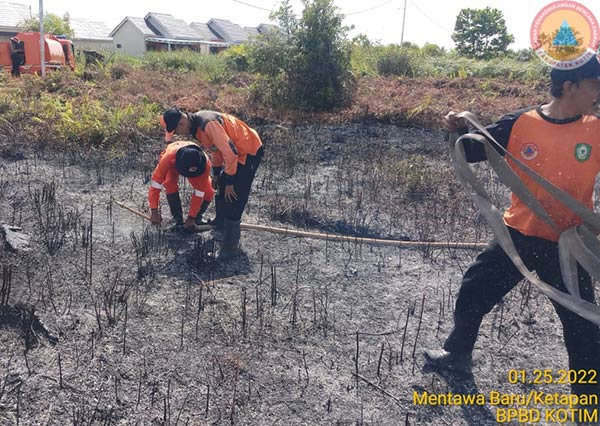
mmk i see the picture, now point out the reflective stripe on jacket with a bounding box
[148,140,215,218]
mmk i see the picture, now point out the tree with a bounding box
[21,13,74,38]
[247,0,352,111]
[452,7,514,59]
[290,0,352,110]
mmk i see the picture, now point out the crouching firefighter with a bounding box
[148,141,214,231]
[160,108,264,261]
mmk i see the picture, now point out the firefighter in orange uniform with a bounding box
[160,108,263,260]
[424,56,600,402]
[148,141,214,231]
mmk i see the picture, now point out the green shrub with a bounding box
[376,46,415,76]
[421,43,445,57]
[245,0,352,111]
[141,51,232,83]
[349,37,379,77]
[223,44,250,72]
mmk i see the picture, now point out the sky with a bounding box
[17,0,600,50]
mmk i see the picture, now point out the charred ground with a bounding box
[0,71,586,426]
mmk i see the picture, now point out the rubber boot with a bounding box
[195,200,211,225]
[166,192,184,230]
[210,197,226,241]
[217,218,241,261]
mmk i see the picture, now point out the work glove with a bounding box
[150,209,162,226]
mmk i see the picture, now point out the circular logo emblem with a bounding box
[530,1,600,69]
[575,143,592,162]
[521,143,540,160]
[189,166,198,173]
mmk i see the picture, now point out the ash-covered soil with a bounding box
[0,124,580,425]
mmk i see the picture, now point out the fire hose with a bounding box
[114,201,486,250]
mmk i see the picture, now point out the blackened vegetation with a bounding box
[0,124,552,426]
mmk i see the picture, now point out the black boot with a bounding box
[423,348,472,374]
[166,192,184,229]
[195,200,211,225]
[217,218,240,261]
[209,197,226,241]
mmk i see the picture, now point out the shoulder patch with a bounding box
[520,142,539,160]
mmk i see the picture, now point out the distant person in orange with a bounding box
[10,37,24,77]
[148,141,214,231]
[160,108,263,261]
[424,56,600,402]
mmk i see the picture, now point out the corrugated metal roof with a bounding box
[0,1,31,29]
[114,16,156,37]
[208,18,248,44]
[190,22,222,41]
[145,13,203,40]
[70,18,112,41]
[244,26,259,37]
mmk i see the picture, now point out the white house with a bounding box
[110,13,227,57]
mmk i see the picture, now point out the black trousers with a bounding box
[215,147,263,224]
[11,52,23,76]
[444,227,600,397]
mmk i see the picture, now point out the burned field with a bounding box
[0,123,580,425]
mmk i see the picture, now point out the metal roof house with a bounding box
[207,18,248,44]
[0,1,31,40]
[69,18,113,52]
[110,13,228,57]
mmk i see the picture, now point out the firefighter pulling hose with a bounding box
[424,55,600,404]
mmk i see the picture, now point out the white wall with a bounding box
[112,20,146,57]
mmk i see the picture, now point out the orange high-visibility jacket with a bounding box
[189,111,262,180]
[461,106,600,242]
[148,141,214,218]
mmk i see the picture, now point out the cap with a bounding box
[160,108,183,143]
[550,55,600,87]
[175,145,206,177]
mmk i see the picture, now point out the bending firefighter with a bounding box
[148,141,214,232]
[425,56,600,402]
[160,108,264,261]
